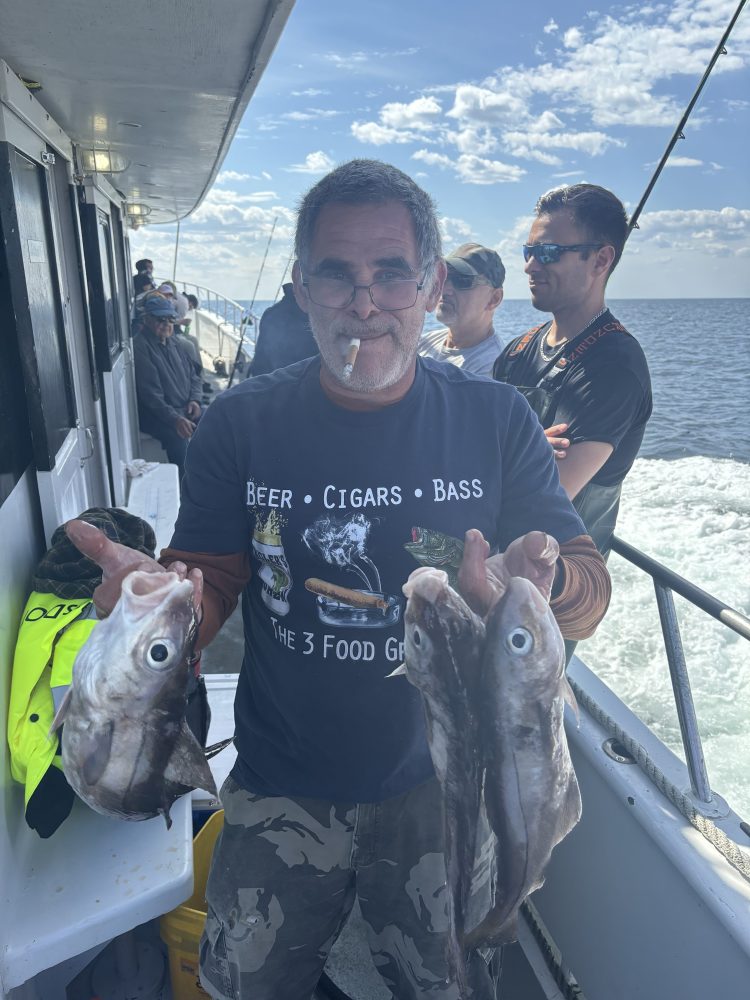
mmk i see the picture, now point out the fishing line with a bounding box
[228,217,278,386]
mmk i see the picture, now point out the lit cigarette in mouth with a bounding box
[342,337,360,380]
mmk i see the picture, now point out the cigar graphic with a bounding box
[305,577,388,610]
[342,337,360,380]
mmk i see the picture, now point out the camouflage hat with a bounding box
[445,243,505,288]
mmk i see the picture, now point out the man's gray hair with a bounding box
[295,159,442,272]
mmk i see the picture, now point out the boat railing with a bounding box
[609,534,750,812]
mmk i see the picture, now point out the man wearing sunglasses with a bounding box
[419,243,505,377]
[493,183,652,570]
[133,291,203,476]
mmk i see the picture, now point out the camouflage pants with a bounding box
[199,774,497,999]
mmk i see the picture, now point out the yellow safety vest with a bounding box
[7,593,97,806]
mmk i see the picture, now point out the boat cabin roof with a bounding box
[0,0,295,224]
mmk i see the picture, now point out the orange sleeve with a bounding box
[550,534,611,641]
[159,548,251,651]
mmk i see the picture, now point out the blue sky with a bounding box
[132,0,750,301]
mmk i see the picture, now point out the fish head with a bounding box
[486,575,565,694]
[74,570,196,698]
[120,570,197,674]
[400,567,485,698]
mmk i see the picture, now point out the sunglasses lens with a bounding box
[525,245,560,264]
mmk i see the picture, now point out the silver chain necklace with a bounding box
[539,306,608,363]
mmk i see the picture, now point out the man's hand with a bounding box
[175,415,197,439]
[457,528,559,618]
[65,519,203,618]
[544,422,570,460]
[186,401,201,421]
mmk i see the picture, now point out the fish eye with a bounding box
[506,628,533,655]
[147,639,174,667]
[412,628,421,648]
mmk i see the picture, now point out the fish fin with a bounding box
[159,805,173,831]
[386,663,407,677]
[562,673,580,726]
[80,720,115,786]
[49,687,74,735]
[165,722,218,796]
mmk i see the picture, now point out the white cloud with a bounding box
[664,156,704,167]
[284,109,340,121]
[563,27,583,48]
[450,126,498,155]
[351,121,419,145]
[216,171,252,183]
[379,96,442,130]
[635,206,750,256]
[285,151,336,174]
[202,189,278,205]
[440,216,475,244]
[412,150,454,169]
[504,127,624,162]
[455,154,526,185]
[323,47,418,72]
[413,149,525,185]
[291,88,330,97]
[544,19,559,34]
[447,84,528,124]
[324,51,369,70]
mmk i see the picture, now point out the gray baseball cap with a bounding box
[445,243,505,288]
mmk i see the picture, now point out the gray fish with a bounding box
[53,570,217,828]
[464,575,581,950]
[398,567,486,996]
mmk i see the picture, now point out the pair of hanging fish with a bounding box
[396,538,582,997]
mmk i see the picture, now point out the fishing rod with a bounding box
[627,0,747,235]
[228,216,277,387]
[274,250,293,302]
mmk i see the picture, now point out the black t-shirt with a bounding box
[494,311,652,488]
[172,357,585,802]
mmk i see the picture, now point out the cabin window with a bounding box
[0,144,77,474]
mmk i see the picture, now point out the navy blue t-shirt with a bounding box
[172,357,584,802]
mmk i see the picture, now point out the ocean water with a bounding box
[239,297,750,819]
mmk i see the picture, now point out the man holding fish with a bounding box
[67,159,611,1000]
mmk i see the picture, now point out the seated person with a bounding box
[133,292,202,476]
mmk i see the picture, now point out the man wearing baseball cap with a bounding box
[133,292,203,476]
[418,243,505,377]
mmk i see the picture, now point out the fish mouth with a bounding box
[122,570,195,617]
[402,566,449,601]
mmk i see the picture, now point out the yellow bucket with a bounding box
[160,810,224,1000]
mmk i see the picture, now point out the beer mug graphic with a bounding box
[252,512,292,615]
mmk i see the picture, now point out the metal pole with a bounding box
[652,581,713,804]
[627,0,747,235]
[172,217,181,280]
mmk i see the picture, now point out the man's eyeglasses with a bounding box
[444,271,489,291]
[523,243,604,265]
[302,274,426,311]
